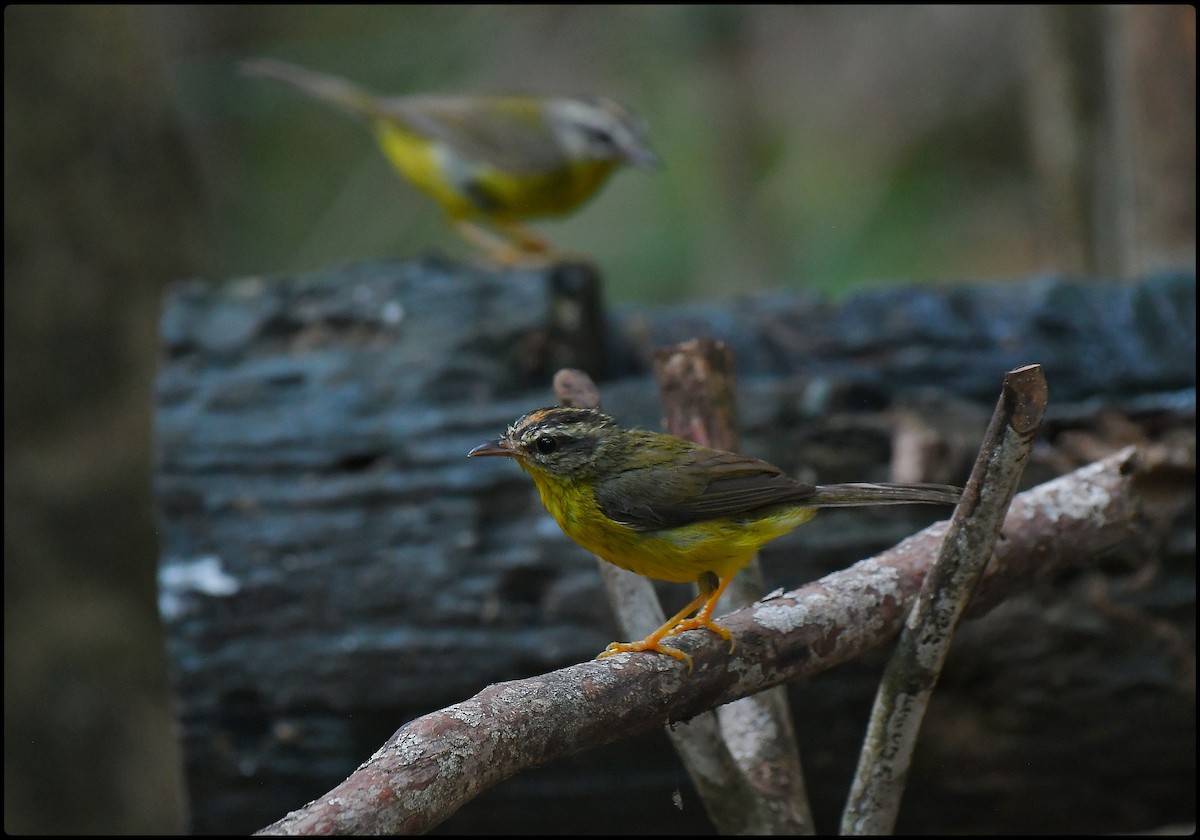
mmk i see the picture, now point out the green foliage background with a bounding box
[202,6,1069,302]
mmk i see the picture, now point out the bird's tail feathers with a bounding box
[242,58,380,120]
[810,482,961,508]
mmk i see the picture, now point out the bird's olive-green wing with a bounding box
[593,446,819,531]
[375,95,570,175]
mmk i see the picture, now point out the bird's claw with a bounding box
[597,639,693,672]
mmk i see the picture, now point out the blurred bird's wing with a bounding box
[374,95,570,175]
[593,447,818,532]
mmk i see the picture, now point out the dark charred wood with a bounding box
[154,259,1195,834]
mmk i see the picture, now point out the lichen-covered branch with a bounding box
[258,445,1160,835]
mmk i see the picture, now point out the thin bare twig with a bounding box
[842,364,1047,834]
[651,341,813,834]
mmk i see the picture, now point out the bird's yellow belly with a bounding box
[374,123,475,217]
[490,162,615,218]
[373,122,615,221]
[526,469,817,584]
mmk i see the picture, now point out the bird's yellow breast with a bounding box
[373,122,616,221]
[522,465,817,584]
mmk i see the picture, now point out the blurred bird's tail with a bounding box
[241,58,380,120]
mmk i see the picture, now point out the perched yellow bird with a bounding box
[469,406,961,669]
[242,58,658,262]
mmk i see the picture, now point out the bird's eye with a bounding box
[582,124,615,146]
[535,435,558,455]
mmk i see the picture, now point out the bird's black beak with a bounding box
[468,439,517,458]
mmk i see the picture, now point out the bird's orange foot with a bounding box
[597,638,693,672]
[454,219,560,267]
[665,616,736,653]
[486,243,561,268]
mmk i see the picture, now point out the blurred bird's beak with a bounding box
[630,147,660,170]
[468,439,517,458]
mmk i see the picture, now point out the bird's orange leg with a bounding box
[452,219,558,266]
[597,589,710,671]
[452,219,521,262]
[597,572,737,671]
[664,572,736,653]
[496,220,553,255]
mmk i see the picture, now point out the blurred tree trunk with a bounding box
[3,6,198,834]
[1100,4,1196,278]
[1021,5,1195,278]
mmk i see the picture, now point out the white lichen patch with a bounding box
[718,693,778,760]
[1013,456,1116,526]
[158,555,240,619]
[752,601,814,634]
[752,558,907,638]
[445,701,486,728]
[489,679,564,713]
[383,728,428,766]
[837,557,904,594]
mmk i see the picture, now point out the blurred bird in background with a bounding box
[243,58,659,263]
